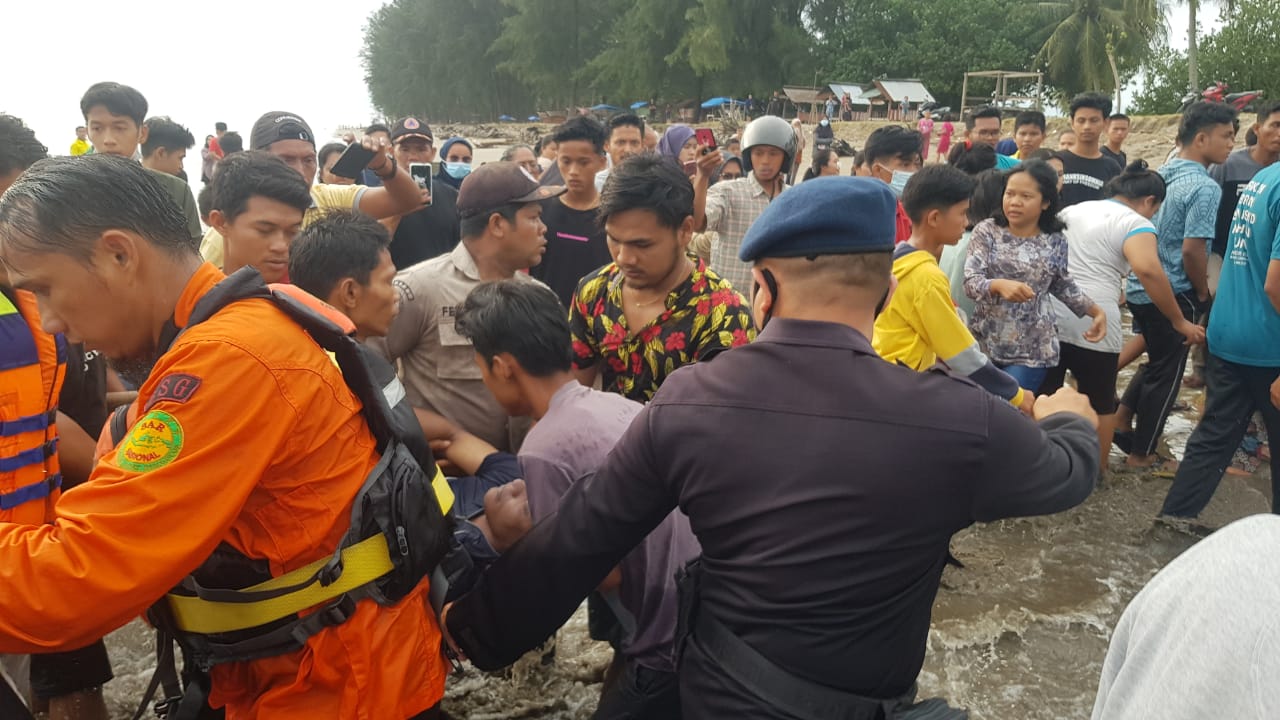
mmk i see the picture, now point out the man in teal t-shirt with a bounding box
[1162,161,1280,519]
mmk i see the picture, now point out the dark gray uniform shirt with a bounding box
[448,318,1097,712]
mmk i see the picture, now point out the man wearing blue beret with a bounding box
[442,177,1101,719]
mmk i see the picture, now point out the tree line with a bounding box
[361,0,1258,122]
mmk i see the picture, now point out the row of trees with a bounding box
[361,0,1255,121]
[1131,0,1279,114]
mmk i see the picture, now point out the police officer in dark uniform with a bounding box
[442,177,1101,719]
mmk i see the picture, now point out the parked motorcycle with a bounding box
[1179,81,1264,113]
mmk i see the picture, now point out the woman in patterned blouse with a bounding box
[963,160,1107,393]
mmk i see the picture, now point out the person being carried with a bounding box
[873,165,1033,414]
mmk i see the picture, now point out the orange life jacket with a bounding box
[0,288,66,523]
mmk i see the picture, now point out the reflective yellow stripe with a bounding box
[0,293,18,316]
[430,463,454,514]
[167,533,394,635]
[167,465,452,635]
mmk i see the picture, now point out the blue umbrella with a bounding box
[527,115,539,122]
[700,97,745,109]
[630,101,649,109]
[498,114,515,121]
[590,104,621,112]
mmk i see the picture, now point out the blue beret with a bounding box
[738,177,897,262]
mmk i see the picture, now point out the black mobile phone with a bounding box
[329,143,377,179]
[410,163,433,206]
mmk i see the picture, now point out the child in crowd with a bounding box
[936,114,955,158]
[874,165,1031,413]
[963,160,1107,392]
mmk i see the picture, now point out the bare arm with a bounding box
[1266,258,1280,316]
[414,408,498,477]
[354,137,426,219]
[691,149,723,232]
[1126,233,1204,344]
[357,165,426,219]
[573,365,599,389]
[1181,237,1211,300]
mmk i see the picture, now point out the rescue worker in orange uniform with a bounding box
[0,155,450,718]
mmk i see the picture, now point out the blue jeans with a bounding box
[997,364,1048,394]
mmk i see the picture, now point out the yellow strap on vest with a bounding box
[167,533,394,635]
[167,464,454,635]
[430,462,454,515]
[0,292,18,316]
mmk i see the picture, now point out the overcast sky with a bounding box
[5,0,388,179]
[5,1,1216,172]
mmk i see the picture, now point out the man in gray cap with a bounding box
[374,162,563,453]
[441,177,1101,718]
[200,110,424,268]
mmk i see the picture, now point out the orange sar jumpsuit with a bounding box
[0,263,448,719]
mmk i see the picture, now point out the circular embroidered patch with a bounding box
[117,410,184,472]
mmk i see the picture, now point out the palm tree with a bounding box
[1035,0,1164,111]
[1182,0,1234,92]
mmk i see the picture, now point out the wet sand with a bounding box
[101,374,1270,720]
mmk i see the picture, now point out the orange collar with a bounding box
[173,263,228,329]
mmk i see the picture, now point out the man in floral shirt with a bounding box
[570,154,754,402]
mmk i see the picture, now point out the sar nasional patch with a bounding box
[117,410,184,472]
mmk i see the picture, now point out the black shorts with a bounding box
[1042,343,1120,414]
[29,639,113,699]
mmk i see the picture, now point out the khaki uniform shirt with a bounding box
[373,243,534,452]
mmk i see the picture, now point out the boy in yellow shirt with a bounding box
[874,164,1033,413]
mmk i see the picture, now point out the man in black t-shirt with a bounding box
[529,117,610,307]
[384,117,461,269]
[1101,113,1130,168]
[1059,93,1122,207]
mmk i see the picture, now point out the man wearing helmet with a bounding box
[692,115,795,293]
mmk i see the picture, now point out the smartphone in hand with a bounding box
[409,163,433,206]
[695,127,718,152]
[329,143,377,179]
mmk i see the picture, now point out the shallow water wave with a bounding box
[102,382,1270,719]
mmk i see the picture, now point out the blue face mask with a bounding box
[889,169,914,198]
[443,161,472,179]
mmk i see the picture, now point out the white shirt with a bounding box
[1053,200,1155,353]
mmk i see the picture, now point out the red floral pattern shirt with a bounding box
[569,257,755,401]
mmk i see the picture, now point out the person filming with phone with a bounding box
[382,117,463,269]
[198,111,424,271]
[692,115,795,295]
